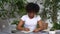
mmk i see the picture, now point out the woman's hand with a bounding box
[23,28,30,31]
[33,29,40,32]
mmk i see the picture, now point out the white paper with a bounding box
[21,30,33,33]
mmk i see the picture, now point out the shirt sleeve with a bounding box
[37,15,41,21]
[21,15,26,21]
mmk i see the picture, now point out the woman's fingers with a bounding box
[33,29,39,32]
[24,28,30,31]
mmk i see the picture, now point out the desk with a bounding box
[12,31,49,34]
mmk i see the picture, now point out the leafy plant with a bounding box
[50,22,60,31]
[11,20,19,25]
[0,0,27,19]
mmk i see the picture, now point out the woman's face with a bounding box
[28,11,36,18]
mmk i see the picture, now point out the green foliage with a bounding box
[0,0,27,19]
[16,0,24,9]
[44,0,50,7]
[11,20,19,25]
[50,23,60,31]
[43,0,60,23]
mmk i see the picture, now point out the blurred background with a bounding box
[0,0,60,34]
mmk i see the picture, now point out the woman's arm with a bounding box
[33,20,43,32]
[17,19,30,31]
[43,22,48,30]
[17,19,24,30]
[37,20,44,30]
[37,20,48,30]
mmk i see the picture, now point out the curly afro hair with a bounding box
[26,3,40,13]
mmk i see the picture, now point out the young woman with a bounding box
[17,3,44,32]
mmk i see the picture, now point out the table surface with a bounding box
[12,31,49,34]
[0,30,60,34]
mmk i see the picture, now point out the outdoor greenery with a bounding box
[43,0,60,23]
[11,20,19,25]
[43,0,60,30]
[50,22,60,31]
[0,0,27,19]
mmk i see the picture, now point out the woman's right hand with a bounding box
[23,28,30,31]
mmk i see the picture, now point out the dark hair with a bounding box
[26,3,40,13]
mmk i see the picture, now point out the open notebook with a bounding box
[21,30,33,33]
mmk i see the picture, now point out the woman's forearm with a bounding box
[37,27,44,31]
[17,27,24,30]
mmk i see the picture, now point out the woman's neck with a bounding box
[28,15,34,19]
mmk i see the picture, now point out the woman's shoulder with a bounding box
[21,15,28,20]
